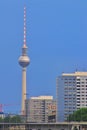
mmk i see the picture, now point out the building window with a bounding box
[82,82,84,84]
[77,104,80,106]
[77,82,80,84]
[77,98,80,100]
[77,85,80,87]
[65,82,68,83]
[77,79,80,81]
[77,88,80,90]
[77,101,80,103]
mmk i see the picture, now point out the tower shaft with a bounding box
[18,6,30,116]
[21,68,27,115]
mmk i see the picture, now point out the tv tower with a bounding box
[18,7,30,115]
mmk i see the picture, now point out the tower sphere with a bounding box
[19,55,30,68]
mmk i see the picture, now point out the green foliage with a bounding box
[0,115,22,123]
[4,116,10,122]
[11,115,22,123]
[0,117,4,122]
[67,108,87,121]
[73,126,78,130]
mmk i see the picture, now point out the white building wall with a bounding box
[57,72,87,122]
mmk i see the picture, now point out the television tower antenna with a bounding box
[24,6,26,46]
[18,6,30,115]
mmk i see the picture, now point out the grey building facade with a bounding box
[56,72,87,122]
[25,96,56,123]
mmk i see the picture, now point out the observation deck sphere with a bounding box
[19,55,30,67]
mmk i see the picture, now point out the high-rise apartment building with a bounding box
[25,96,56,123]
[56,72,87,122]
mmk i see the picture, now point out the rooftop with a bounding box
[30,96,53,100]
[62,71,87,76]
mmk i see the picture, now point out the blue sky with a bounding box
[0,0,87,113]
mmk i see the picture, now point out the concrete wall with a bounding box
[0,122,87,130]
[26,124,72,130]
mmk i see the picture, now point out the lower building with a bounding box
[0,112,5,118]
[25,96,56,123]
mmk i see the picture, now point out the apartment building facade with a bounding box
[25,96,56,123]
[56,72,87,122]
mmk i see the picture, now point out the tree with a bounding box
[4,116,10,122]
[0,117,3,122]
[0,115,22,123]
[73,126,78,130]
[67,108,87,121]
[10,115,22,123]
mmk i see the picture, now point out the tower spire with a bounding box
[23,6,26,46]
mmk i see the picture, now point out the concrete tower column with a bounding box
[22,67,27,114]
